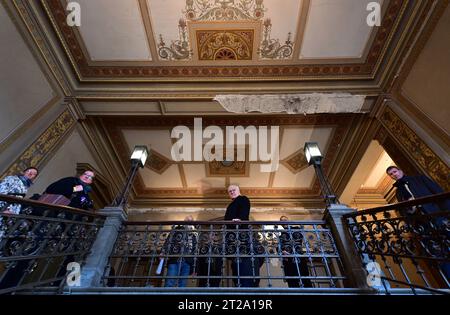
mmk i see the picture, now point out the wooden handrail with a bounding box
[0,194,105,218]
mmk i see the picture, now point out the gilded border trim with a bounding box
[380,106,449,190]
[1,108,76,177]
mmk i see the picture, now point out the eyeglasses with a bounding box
[83,174,94,179]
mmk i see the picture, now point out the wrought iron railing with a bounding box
[104,220,347,289]
[0,195,105,294]
[343,192,450,295]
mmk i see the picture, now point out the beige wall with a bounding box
[0,2,63,174]
[401,5,450,135]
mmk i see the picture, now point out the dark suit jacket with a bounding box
[393,175,449,214]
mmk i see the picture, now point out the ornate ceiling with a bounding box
[95,114,356,207]
[8,0,439,209]
[41,0,408,82]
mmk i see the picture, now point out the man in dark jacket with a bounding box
[386,166,449,214]
[44,171,95,210]
[225,185,261,287]
[386,166,449,281]
[163,215,198,287]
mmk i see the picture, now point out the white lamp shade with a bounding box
[304,142,322,164]
[131,145,149,167]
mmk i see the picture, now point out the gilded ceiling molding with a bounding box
[1,108,76,177]
[213,93,366,114]
[380,107,450,191]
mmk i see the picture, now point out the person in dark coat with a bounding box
[162,215,198,287]
[224,185,260,287]
[386,166,449,214]
[386,166,449,281]
[44,170,95,210]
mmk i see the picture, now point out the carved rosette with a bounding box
[197,30,254,60]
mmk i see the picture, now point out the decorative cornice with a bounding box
[1,108,76,177]
[379,106,449,191]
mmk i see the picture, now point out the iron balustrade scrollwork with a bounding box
[343,192,450,295]
[103,220,346,289]
[0,195,105,294]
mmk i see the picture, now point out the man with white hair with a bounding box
[224,185,260,287]
[225,185,250,221]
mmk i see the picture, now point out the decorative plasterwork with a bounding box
[197,29,254,60]
[185,0,265,21]
[281,149,308,174]
[259,18,293,60]
[146,149,172,174]
[214,93,366,114]
[380,106,450,191]
[1,108,76,177]
[41,0,407,79]
[158,19,192,61]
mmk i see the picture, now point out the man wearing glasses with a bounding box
[43,170,95,210]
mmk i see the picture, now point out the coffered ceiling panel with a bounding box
[272,164,316,188]
[184,164,226,188]
[300,0,384,59]
[361,151,393,188]
[100,114,349,204]
[141,165,183,188]
[230,164,271,188]
[122,129,173,159]
[279,127,333,159]
[76,0,152,61]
